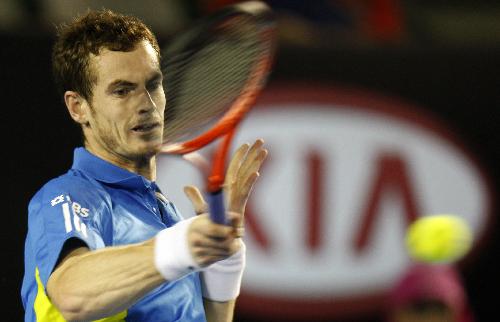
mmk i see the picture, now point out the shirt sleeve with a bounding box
[28,177,108,288]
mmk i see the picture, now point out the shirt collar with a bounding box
[71,147,159,191]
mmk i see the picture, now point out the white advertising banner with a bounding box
[156,83,492,320]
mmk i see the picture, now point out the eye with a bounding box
[113,87,131,97]
[147,80,162,92]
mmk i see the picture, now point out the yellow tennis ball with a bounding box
[405,214,473,263]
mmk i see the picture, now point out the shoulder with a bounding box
[29,170,110,218]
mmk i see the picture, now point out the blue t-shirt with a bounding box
[21,148,206,322]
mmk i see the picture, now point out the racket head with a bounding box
[159,1,276,154]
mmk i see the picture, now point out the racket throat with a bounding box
[207,129,234,191]
[207,174,224,192]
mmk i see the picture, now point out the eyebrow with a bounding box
[106,71,163,92]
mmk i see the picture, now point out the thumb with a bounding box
[184,185,208,215]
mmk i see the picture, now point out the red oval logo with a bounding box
[157,83,494,320]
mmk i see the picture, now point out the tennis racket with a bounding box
[159,1,276,224]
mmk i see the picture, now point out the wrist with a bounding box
[154,217,200,281]
[201,240,246,302]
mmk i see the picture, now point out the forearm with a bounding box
[204,298,236,322]
[47,239,164,321]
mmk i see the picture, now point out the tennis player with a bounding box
[21,9,266,322]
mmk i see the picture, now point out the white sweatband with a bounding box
[154,217,200,281]
[201,241,246,302]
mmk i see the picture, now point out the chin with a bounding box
[137,141,163,157]
[125,134,163,159]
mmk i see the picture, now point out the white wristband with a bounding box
[201,240,246,302]
[154,217,200,281]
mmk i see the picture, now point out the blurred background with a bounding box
[2,0,499,321]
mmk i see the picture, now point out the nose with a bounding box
[138,88,157,114]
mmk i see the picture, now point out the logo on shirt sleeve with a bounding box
[50,194,89,238]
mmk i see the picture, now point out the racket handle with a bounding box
[207,190,228,225]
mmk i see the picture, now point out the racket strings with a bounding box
[162,15,270,144]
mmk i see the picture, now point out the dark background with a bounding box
[1,1,499,321]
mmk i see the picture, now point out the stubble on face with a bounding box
[82,41,166,174]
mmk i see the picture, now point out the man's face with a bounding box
[84,40,165,162]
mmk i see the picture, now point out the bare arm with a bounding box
[47,239,163,321]
[47,216,238,321]
[204,299,236,322]
[47,140,266,321]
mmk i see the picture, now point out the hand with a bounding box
[185,213,241,267]
[183,139,267,264]
[224,139,267,219]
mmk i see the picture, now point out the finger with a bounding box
[235,140,265,187]
[234,227,245,238]
[246,139,265,161]
[224,238,245,257]
[193,239,244,266]
[192,219,235,239]
[193,254,228,267]
[194,238,243,263]
[241,171,261,198]
[241,139,265,169]
[191,234,233,252]
[228,171,260,213]
[226,211,244,230]
[184,185,208,215]
[239,148,267,186]
[225,143,250,187]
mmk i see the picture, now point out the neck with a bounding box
[85,144,157,181]
[119,156,157,181]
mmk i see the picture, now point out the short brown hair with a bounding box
[52,9,161,101]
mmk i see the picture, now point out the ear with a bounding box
[64,91,90,126]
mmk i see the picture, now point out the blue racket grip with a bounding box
[207,190,228,225]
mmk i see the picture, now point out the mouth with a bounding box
[131,122,161,133]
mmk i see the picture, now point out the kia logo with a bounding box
[157,83,493,320]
